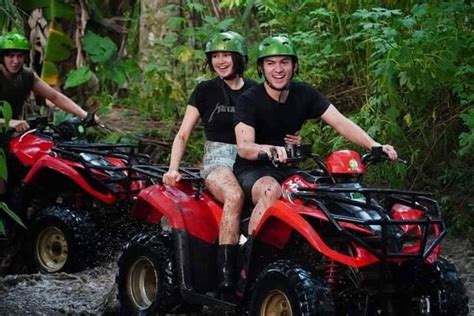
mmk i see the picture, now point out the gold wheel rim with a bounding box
[36,226,68,272]
[127,256,158,310]
[260,289,293,316]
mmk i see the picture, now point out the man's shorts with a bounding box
[201,141,237,179]
[235,165,298,203]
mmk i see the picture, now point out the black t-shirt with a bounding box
[188,77,257,144]
[0,67,35,119]
[234,81,330,169]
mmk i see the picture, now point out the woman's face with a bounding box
[3,51,26,74]
[211,51,234,79]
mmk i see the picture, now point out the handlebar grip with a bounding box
[257,151,269,161]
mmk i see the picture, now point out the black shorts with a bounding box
[236,166,298,203]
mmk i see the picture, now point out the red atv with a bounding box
[116,145,469,315]
[5,115,150,273]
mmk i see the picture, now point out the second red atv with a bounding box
[5,115,151,273]
[116,146,469,315]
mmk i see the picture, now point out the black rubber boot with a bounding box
[217,244,238,292]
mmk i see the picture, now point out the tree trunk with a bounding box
[139,0,179,68]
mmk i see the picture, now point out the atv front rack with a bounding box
[294,186,446,261]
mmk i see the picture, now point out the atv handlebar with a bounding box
[257,144,313,166]
[362,146,407,166]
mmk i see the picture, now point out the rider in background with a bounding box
[163,31,300,293]
[234,35,398,234]
[0,32,95,194]
[0,32,90,133]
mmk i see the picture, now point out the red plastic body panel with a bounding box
[9,132,53,166]
[132,184,220,243]
[24,155,117,205]
[254,200,379,268]
[391,203,441,263]
[326,150,365,174]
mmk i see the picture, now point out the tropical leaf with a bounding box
[64,66,93,89]
[0,201,26,229]
[0,149,6,182]
[82,31,117,64]
[44,27,74,62]
[41,60,59,85]
[17,0,75,19]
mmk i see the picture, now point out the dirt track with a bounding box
[0,234,472,315]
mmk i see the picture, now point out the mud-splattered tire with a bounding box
[117,230,182,315]
[414,257,469,316]
[26,205,96,273]
[249,260,334,316]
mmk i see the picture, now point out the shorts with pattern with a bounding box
[201,141,237,179]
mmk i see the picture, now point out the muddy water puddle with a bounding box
[0,262,117,314]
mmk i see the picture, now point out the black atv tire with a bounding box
[411,257,469,316]
[117,230,187,315]
[249,260,334,316]
[25,205,96,273]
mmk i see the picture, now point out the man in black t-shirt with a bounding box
[234,35,398,234]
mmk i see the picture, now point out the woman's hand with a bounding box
[284,131,301,145]
[163,169,182,186]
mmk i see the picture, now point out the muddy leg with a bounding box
[247,176,281,235]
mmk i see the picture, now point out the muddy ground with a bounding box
[0,234,472,315]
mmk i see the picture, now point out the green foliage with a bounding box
[17,0,75,19]
[459,106,474,157]
[0,0,22,32]
[0,101,12,181]
[64,66,93,89]
[0,201,26,237]
[76,31,140,92]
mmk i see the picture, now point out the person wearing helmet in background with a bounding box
[0,32,91,133]
[163,31,300,293]
[234,35,398,234]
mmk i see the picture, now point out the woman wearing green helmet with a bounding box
[162,31,257,292]
[0,32,91,134]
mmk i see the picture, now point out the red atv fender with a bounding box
[132,184,220,244]
[9,132,54,167]
[253,200,379,268]
[23,155,117,205]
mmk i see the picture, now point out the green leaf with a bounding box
[17,0,74,19]
[40,61,59,85]
[64,66,93,89]
[0,149,7,181]
[0,101,12,123]
[166,17,185,30]
[44,28,75,63]
[82,31,117,64]
[0,201,26,229]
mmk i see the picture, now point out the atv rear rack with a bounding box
[294,186,446,261]
[130,164,202,184]
[51,143,152,196]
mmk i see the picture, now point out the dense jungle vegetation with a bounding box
[1,0,473,238]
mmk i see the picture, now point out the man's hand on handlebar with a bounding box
[9,119,30,133]
[258,145,288,164]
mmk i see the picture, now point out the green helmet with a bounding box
[257,35,297,61]
[0,32,30,51]
[205,31,248,59]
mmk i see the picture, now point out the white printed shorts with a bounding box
[201,141,237,179]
